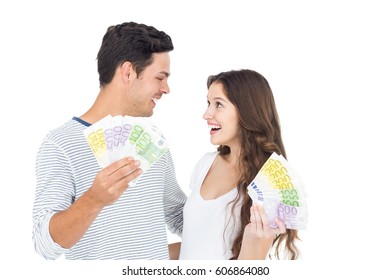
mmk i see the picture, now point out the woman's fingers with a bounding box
[274,218,286,234]
[256,204,270,228]
[249,204,287,237]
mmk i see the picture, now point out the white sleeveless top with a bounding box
[179,152,241,260]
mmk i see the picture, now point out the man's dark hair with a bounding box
[97,22,174,87]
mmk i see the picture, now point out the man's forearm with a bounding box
[49,191,104,249]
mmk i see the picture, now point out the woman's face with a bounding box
[203,82,240,147]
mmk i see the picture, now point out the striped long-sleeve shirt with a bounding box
[32,117,186,260]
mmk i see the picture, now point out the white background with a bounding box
[0,0,389,279]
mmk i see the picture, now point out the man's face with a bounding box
[127,52,171,117]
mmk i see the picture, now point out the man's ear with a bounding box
[121,61,134,82]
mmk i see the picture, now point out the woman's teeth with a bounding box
[209,125,221,130]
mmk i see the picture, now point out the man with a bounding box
[32,22,186,260]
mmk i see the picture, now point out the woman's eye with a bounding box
[216,102,222,108]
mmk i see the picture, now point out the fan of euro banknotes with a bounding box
[83,115,168,173]
[247,152,308,230]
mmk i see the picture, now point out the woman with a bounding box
[179,69,300,260]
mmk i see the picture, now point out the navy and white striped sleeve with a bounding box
[32,138,74,259]
[162,150,187,236]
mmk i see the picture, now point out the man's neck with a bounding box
[79,88,126,124]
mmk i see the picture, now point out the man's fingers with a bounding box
[109,168,143,199]
[102,157,139,176]
[114,160,141,180]
[117,168,143,187]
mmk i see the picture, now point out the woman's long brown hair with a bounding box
[207,69,300,260]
